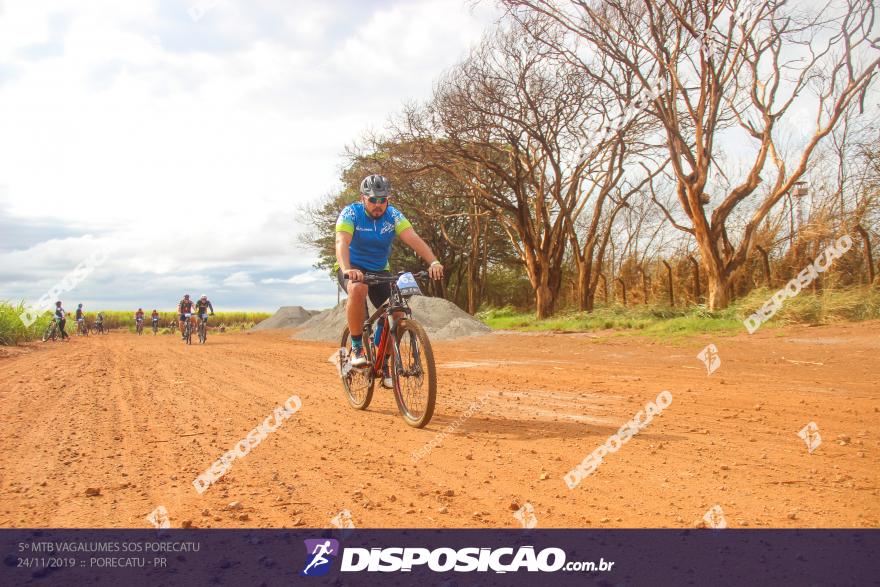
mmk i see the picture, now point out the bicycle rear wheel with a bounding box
[340,327,374,410]
[391,319,436,428]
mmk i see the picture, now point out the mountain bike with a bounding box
[91,321,104,334]
[42,319,59,342]
[77,319,89,336]
[338,270,437,428]
[136,319,144,335]
[197,313,212,344]
[152,319,159,335]
[169,320,177,334]
[182,313,193,345]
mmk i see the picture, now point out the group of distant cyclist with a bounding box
[43,294,214,343]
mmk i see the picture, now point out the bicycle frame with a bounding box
[356,273,424,379]
[363,304,406,378]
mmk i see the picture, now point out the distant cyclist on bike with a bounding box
[75,303,86,335]
[135,308,145,332]
[95,311,105,333]
[335,174,443,386]
[178,294,195,340]
[55,301,70,341]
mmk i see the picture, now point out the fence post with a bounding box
[755,245,771,287]
[687,255,701,302]
[638,266,649,305]
[855,225,875,284]
[662,259,674,307]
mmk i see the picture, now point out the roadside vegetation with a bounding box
[0,303,271,344]
[0,301,54,345]
[478,288,880,339]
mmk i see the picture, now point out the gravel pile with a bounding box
[292,296,491,342]
[251,306,317,331]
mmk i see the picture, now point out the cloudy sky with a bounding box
[0,0,501,312]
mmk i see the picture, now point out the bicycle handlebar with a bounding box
[343,270,431,284]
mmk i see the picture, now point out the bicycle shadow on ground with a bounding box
[366,406,684,444]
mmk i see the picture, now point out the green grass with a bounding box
[0,300,55,345]
[478,286,880,339]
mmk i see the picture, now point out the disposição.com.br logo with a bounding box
[299,540,613,575]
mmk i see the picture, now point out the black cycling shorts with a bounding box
[337,266,391,309]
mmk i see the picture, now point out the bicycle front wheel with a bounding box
[199,322,206,344]
[340,327,374,410]
[391,319,436,428]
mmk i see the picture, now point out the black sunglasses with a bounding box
[366,196,388,204]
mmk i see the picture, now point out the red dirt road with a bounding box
[0,322,877,529]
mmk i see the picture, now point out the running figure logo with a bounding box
[797,421,822,454]
[702,504,727,529]
[300,538,340,577]
[696,344,721,375]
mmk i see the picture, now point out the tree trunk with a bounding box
[525,254,557,319]
[576,260,591,312]
[706,271,730,309]
[617,277,627,307]
[535,284,554,319]
[693,224,731,309]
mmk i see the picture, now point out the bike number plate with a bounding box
[396,272,422,296]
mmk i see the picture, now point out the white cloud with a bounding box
[0,0,500,309]
[261,270,326,285]
[222,271,254,287]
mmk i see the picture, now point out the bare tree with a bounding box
[399,19,597,317]
[502,0,880,308]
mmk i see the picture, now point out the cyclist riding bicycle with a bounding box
[135,308,145,332]
[151,309,159,323]
[195,295,214,321]
[95,311,105,333]
[178,294,195,340]
[75,303,85,333]
[335,174,443,387]
[55,301,70,341]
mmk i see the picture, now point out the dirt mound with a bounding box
[292,296,491,341]
[250,306,316,331]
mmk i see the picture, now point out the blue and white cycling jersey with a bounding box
[335,202,412,272]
